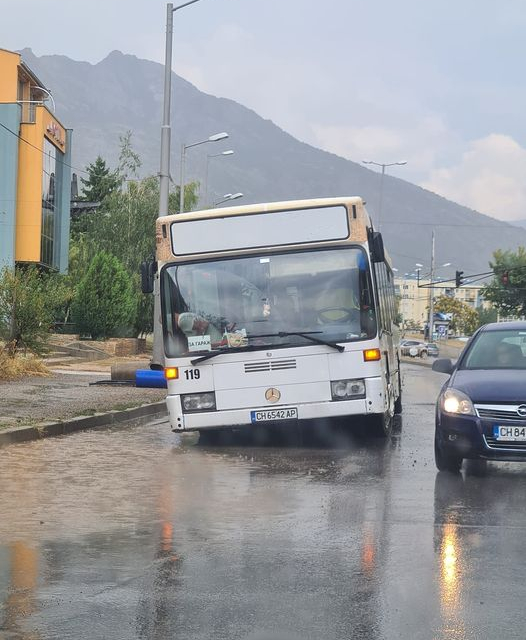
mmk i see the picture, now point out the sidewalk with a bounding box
[0,357,167,445]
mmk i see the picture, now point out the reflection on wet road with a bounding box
[1,363,526,639]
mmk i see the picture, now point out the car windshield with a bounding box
[461,329,526,370]
[161,247,377,357]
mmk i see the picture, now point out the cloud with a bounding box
[310,116,459,179]
[422,134,526,221]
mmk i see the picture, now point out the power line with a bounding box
[0,121,89,176]
[381,221,517,229]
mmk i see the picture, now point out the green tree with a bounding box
[81,179,198,335]
[80,156,120,203]
[72,252,136,339]
[70,136,200,337]
[118,130,141,181]
[476,305,498,327]
[482,247,526,317]
[0,267,67,356]
[434,295,479,335]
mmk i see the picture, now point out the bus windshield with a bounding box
[161,247,377,357]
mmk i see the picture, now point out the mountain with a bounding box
[19,48,526,278]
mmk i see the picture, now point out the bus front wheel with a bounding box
[368,412,393,438]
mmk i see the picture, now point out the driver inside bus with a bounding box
[177,312,223,344]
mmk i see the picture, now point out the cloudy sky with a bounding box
[4,0,526,220]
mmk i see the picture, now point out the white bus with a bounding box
[147,197,401,438]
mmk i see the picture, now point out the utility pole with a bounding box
[428,230,435,342]
[152,0,203,369]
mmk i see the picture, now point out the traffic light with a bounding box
[455,270,464,288]
[501,271,509,286]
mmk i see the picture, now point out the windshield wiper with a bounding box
[248,331,345,353]
[190,343,281,365]
[191,331,345,365]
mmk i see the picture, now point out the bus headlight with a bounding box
[181,392,217,412]
[331,379,366,401]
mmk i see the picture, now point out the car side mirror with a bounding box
[140,259,157,294]
[432,358,454,375]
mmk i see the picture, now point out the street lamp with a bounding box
[180,132,229,213]
[155,0,205,368]
[362,159,407,230]
[214,192,243,206]
[204,149,234,207]
[159,0,205,219]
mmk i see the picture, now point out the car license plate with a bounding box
[493,425,526,441]
[250,408,298,423]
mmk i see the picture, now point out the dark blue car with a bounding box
[432,322,526,472]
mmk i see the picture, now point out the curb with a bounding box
[0,401,167,448]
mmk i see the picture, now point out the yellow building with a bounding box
[395,276,488,328]
[0,48,72,272]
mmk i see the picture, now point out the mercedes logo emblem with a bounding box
[265,388,281,403]
[517,405,526,417]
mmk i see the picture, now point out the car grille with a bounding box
[244,359,297,373]
[475,404,526,423]
[484,435,526,452]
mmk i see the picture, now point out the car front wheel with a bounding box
[434,435,463,472]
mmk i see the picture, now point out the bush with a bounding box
[72,251,136,339]
[0,266,65,356]
[0,349,49,380]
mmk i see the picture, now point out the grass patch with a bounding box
[0,352,50,381]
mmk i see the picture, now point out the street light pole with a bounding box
[159,0,203,217]
[204,150,234,207]
[362,160,407,231]
[214,192,243,206]
[179,132,229,213]
[428,230,435,342]
[154,0,204,369]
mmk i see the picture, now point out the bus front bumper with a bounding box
[166,394,383,432]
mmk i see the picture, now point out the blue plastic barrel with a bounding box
[135,369,167,389]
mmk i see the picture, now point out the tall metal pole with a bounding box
[159,3,174,218]
[428,230,435,342]
[378,164,386,231]
[152,0,203,368]
[204,154,210,207]
[152,3,175,368]
[362,160,406,232]
[179,143,186,213]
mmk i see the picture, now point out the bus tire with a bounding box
[368,412,392,438]
[394,370,403,414]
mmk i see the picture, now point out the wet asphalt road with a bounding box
[1,363,526,640]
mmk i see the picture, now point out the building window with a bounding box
[41,139,57,268]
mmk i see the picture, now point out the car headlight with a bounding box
[441,388,475,416]
[331,379,365,401]
[181,392,216,412]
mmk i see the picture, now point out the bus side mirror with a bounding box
[369,231,385,263]
[140,260,157,294]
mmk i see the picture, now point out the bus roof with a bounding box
[156,196,385,263]
[159,196,366,224]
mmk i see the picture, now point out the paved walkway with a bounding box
[0,368,166,431]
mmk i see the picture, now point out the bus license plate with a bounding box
[493,425,526,441]
[251,408,298,423]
